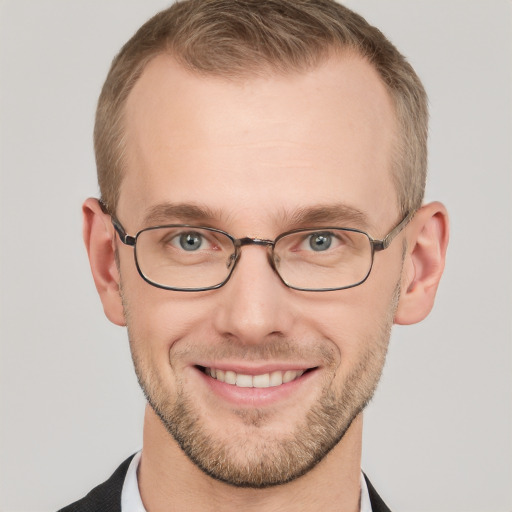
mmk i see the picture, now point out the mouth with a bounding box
[197,366,315,388]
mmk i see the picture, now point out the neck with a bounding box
[138,405,363,512]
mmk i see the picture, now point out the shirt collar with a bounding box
[121,450,373,512]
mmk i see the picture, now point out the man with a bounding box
[59,0,448,510]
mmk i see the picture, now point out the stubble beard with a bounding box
[123,284,399,488]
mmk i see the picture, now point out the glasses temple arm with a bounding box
[110,217,136,246]
[373,210,415,251]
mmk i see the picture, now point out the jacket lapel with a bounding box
[57,454,134,512]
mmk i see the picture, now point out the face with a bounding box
[116,53,404,487]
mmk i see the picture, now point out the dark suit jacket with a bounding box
[58,455,391,512]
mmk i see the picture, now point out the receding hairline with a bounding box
[94,0,428,217]
[129,42,381,84]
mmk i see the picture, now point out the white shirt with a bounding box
[121,451,145,512]
[121,450,373,512]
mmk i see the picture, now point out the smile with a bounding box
[202,367,306,388]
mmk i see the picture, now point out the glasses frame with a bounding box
[108,208,414,292]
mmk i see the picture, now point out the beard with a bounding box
[123,283,399,489]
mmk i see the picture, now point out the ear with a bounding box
[83,198,125,326]
[394,201,449,325]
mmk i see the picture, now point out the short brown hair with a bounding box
[95,0,428,216]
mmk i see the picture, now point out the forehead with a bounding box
[119,53,398,233]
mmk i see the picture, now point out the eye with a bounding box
[308,232,332,251]
[147,227,234,260]
[285,231,344,253]
[178,232,204,251]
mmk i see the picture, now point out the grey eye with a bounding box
[309,233,332,251]
[179,232,203,251]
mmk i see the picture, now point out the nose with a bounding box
[212,244,295,344]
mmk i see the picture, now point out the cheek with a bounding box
[122,278,214,361]
[305,281,397,366]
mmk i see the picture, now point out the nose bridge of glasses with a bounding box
[230,237,278,272]
[237,237,275,248]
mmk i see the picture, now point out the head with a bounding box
[95,0,428,218]
[84,0,448,489]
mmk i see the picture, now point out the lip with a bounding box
[193,364,318,407]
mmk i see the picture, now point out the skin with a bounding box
[84,52,449,512]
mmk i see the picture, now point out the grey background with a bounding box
[1,1,511,511]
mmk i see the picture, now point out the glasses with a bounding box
[110,211,413,292]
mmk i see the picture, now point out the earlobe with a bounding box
[394,201,449,325]
[83,198,126,326]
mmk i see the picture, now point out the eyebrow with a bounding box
[283,204,370,230]
[142,201,370,231]
[142,203,221,227]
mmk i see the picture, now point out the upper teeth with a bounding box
[205,368,305,388]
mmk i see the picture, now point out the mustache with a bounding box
[169,336,338,365]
